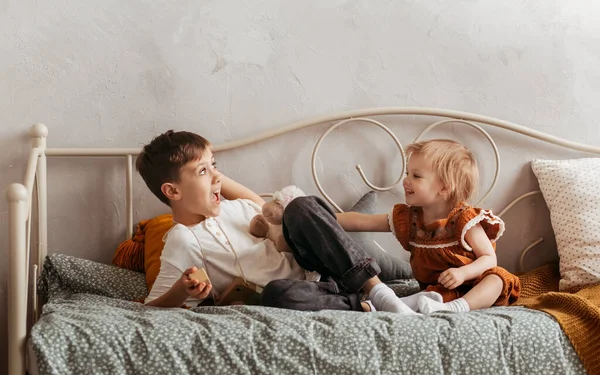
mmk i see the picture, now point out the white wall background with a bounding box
[1,1,599,372]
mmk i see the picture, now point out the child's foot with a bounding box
[418,296,470,314]
[400,291,443,311]
[368,283,419,315]
[362,300,376,312]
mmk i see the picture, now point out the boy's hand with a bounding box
[179,267,212,299]
[438,268,466,290]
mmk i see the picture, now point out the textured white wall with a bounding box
[2,1,600,371]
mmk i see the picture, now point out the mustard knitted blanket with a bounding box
[516,264,600,375]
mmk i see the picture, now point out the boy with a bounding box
[137,130,308,308]
[138,130,415,313]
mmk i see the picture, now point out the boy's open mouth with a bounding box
[213,189,221,202]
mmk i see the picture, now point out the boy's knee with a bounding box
[284,196,313,215]
[283,196,311,226]
[284,196,332,224]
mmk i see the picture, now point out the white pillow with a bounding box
[531,158,600,291]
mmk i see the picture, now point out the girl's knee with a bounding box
[483,273,503,284]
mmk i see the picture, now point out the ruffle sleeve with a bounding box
[455,207,505,251]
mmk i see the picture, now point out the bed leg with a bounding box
[6,183,29,375]
[33,264,39,323]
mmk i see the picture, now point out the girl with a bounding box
[337,139,521,313]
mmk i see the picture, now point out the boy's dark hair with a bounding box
[136,130,211,206]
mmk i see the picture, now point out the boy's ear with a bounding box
[161,182,181,201]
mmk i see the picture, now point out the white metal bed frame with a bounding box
[6,107,600,375]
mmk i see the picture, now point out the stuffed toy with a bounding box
[248,185,306,252]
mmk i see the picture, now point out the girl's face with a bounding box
[402,153,447,207]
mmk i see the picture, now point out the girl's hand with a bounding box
[438,268,466,290]
[179,267,212,299]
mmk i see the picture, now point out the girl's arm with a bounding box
[439,223,497,289]
[336,212,390,232]
[220,175,266,206]
[459,223,498,280]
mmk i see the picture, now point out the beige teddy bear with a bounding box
[248,185,306,252]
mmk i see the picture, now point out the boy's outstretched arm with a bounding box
[336,212,390,232]
[220,175,266,206]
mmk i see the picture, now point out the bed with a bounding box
[6,107,600,375]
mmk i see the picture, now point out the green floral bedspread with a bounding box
[30,254,584,375]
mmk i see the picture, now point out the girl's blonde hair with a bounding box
[406,139,479,206]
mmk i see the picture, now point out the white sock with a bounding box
[368,283,418,315]
[418,296,470,314]
[400,291,443,311]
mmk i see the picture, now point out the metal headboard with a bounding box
[6,107,600,375]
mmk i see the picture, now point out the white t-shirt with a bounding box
[145,198,313,307]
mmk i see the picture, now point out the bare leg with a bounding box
[462,274,503,310]
[418,274,503,313]
[362,276,383,294]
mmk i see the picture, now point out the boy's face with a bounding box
[164,149,222,223]
[403,153,447,207]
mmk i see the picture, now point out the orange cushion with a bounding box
[143,214,174,291]
[112,225,145,272]
[113,214,174,292]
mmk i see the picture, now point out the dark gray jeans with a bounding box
[261,196,382,312]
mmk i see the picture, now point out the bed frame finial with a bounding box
[29,123,48,147]
[6,183,28,202]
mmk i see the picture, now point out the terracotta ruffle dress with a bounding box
[389,202,520,304]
